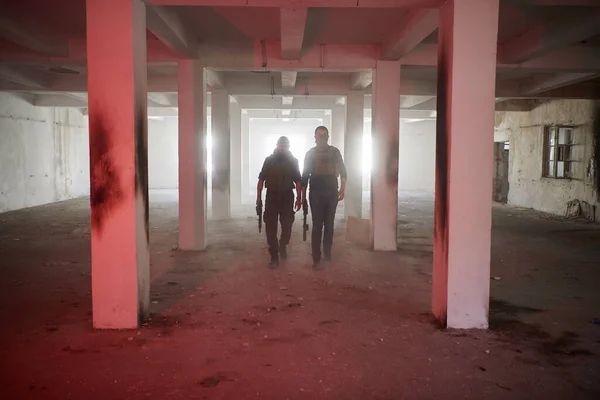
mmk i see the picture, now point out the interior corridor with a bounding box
[1,191,598,399]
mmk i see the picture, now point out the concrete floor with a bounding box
[0,190,599,399]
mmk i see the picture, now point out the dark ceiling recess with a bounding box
[48,66,79,75]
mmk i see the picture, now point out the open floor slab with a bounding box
[0,191,599,399]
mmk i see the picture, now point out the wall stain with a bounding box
[385,139,399,185]
[135,106,150,243]
[212,169,230,192]
[593,101,600,198]
[89,115,124,234]
[433,42,449,326]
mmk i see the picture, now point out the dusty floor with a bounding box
[0,190,599,400]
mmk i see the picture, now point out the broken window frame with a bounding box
[542,125,577,180]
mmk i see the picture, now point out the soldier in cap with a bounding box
[256,136,302,267]
[301,126,347,268]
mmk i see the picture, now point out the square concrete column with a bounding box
[178,60,208,251]
[331,105,345,158]
[230,101,242,207]
[344,91,364,219]
[86,0,149,329]
[433,0,499,329]
[370,60,401,251]
[241,111,250,204]
[211,89,231,219]
[324,114,332,132]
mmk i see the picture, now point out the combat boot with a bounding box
[279,244,288,261]
[268,253,279,268]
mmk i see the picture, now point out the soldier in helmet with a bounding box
[256,136,302,267]
[301,126,347,268]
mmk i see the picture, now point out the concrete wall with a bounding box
[148,117,179,189]
[363,119,436,193]
[399,120,436,192]
[0,93,89,213]
[496,100,600,221]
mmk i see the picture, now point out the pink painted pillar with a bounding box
[86,0,149,329]
[230,101,242,207]
[211,89,231,220]
[433,0,499,329]
[370,60,401,251]
[178,61,208,250]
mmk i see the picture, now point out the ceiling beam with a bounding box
[247,109,327,119]
[148,92,174,106]
[381,9,438,61]
[350,71,373,90]
[33,94,87,107]
[0,14,69,57]
[3,39,599,75]
[280,8,308,60]
[5,71,598,100]
[148,107,178,116]
[399,95,433,108]
[0,39,180,64]
[281,71,298,89]
[402,97,436,110]
[147,0,445,8]
[201,41,379,71]
[518,72,600,95]
[403,43,600,73]
[494,99,543,112]
[0,74,437,96]
[206,70,225,88]
[146,6,198,58]
[499,11,600,64]
[236,95,337,109]
[0,65,50,88]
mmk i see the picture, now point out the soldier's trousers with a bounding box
[264,190,295,257]
[309,190,339,260]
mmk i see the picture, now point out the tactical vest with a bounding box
[264,154,296,191]
[312,146,339,177]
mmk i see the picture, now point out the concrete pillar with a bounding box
[230,101,242,207]
[211,89,231,219]
[370,61,401,251]
[344,91,364,219]
[178,60,208,251]
[241,111,250,204]
[331,105,345,158]
[433,0,499,329]
[323,114,332,134]
[86,0,149,329]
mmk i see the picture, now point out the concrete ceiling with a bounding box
[1,0,600,111]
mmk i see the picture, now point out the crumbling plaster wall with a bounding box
[0,93,89,213]
[398,120,436,192]
[147,117,179,189]
[496,100,599,221]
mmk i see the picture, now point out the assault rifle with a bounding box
[302,199,309,242]
[256,200,263,233]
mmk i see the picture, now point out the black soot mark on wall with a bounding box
[386,140,399,185]
[593,101,600,198]
[434,49,449,244]
[135,106,150,243]
[212,169,229,192]
[90,116,124,234]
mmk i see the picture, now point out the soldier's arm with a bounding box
[301,151,312,201]
[257,158,268,205]
[336,148,348,195]
[293,158,302,195]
